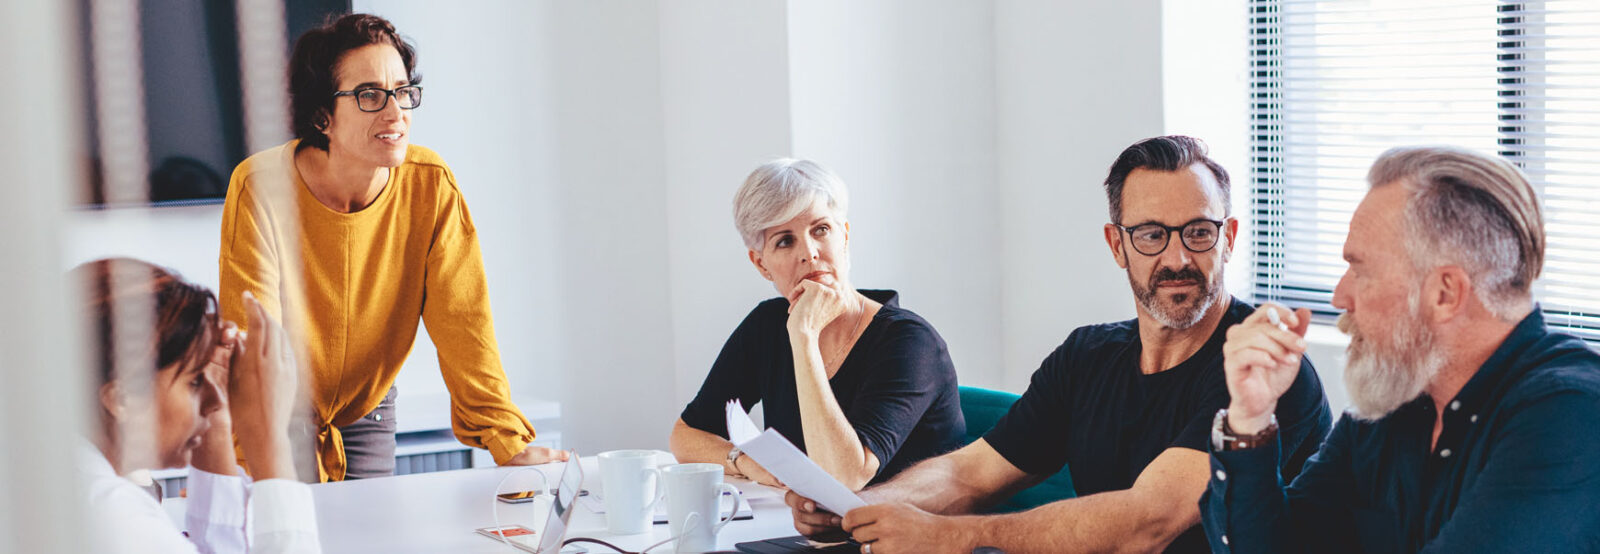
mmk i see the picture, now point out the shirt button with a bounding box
[1440,449,1452,458]
[1216,469,1227,481]
[1449,400,1461,411]
[1470,414,1479,423]
[1222,534,1230,545]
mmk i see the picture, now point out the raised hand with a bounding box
[229,291,300,481]
[786,279,851,337]
[192,321,243,474]
[1222,303,1311,434]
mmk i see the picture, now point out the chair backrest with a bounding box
[958,385,1022,445]
[957,386,1076,513]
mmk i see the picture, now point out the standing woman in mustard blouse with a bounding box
[219,13,563,481]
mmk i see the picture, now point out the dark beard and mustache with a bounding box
[1128,265,1220,330]
[1339,289,1445,421]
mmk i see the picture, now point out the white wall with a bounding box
[657,1,795,407]
[787,0,1005,388]
[544,1,680,452]
[995,0,1165,387]
[1162,0,1253,301]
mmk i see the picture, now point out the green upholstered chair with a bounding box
[958,386,1076,513]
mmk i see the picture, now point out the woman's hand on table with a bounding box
[506,444,570,465]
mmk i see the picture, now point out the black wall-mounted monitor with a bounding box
[78,0,351,207]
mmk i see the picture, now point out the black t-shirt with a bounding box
[680,289,966,484]
[983,297,1332,553]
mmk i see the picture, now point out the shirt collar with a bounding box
[860,289,901,309]
[1439,306,1549,422]
[77,438,116,479]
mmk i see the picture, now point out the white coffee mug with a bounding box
[597,450,664,534]
[662,463,739,554]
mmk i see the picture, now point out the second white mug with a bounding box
[662,463,739,554]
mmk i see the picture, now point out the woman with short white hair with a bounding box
[670,159,965,491]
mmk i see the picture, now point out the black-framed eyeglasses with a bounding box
[333,85,423,112]
[1114,218,1226,256]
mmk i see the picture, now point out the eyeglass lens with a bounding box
[355,86,422,111]
[1127,220,1220,256]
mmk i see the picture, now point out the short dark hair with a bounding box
[289,13,418,152]
[74,258,219,389]
[1102,135,1231,224]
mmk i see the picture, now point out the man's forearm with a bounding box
[960,488,1196,554]
[866,455,1022,516]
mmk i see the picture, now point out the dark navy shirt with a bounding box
[1202,309,1600,553]
[680,289,965,484]
[984,297,1332,553]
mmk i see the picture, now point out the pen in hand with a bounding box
[1267,307,1289,332]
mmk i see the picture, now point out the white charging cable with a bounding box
[489,466,552,551]
[639,511,702,554]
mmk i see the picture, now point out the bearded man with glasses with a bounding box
[786,136,1333,554]
[217,13,565,482]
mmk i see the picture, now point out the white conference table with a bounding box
[312,453,802,553]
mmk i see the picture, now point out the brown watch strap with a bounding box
[1221,410,1279,451]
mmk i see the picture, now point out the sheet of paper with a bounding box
[736,429,867,515]
[726,400,763,444]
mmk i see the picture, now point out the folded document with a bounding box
[725,400,867,516]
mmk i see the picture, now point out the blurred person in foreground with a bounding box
[78,257,320,553]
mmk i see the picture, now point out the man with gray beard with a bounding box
[784,136,1332,554]
[1202,146,1600,553]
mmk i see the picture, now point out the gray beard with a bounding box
[1129,271,1220,330]
[1341,296,1445,421]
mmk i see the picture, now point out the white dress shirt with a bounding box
[79,441,322,553]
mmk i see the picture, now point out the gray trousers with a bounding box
[336,385,399,480]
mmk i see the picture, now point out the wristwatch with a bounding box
[725,446,747,478]
[1211,409,1279,451]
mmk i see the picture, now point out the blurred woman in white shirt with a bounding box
[76,257,320,553]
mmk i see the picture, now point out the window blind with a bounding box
[1251,0,1600,344]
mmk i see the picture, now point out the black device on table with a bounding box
[735,535,861,553]
[736,537,1007,554]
